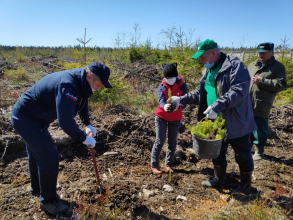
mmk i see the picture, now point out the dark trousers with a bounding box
[251,116,269,147]
[11,107,59,203]
[151,116,181,167]
[212,133,254,172]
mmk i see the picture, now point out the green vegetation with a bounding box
[186,117,225,140]
[167,88,172,103]
[168,171,172,183]
[4,66,29,83]
[280,163,285,173]
[212,196,288,220]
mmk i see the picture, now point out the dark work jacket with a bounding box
[248,56,287,118]
[13,68,92,142]
[180,53,256,139]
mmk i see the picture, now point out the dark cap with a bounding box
[88,62,112,88]
[256,42,274,53]
[162,63,178,77]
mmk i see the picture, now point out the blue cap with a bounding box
[88,62,112,88]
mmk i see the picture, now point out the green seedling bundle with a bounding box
[186,117,225,140]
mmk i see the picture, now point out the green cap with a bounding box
[256,42,274,53]
[192,39,218,59]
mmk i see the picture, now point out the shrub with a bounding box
[89,73,130,106]
[129,47,143,63]
[5,67,29,82]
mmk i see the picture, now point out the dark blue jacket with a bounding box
[180,53,256,139]
[14,68,92,142]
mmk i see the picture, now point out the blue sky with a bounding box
[0,0,292,48]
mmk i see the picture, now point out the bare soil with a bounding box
[0,62,293,219]
[1,102,293,219]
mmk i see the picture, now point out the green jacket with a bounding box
[248,56,287,118]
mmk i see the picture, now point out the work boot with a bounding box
[201,165,226,188]
[233,171,253,195]
[253,145,264,161]
[40,201,70,215]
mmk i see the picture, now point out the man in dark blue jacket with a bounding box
[10,62,112,215]
[171,39,256,194]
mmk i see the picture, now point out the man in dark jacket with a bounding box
[248,42,287,161]
[171,39,256,194]
[10,62,112,215]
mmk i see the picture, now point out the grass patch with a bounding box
[212,195,289,220]
[275,88,293,106]
[4,66,29,83]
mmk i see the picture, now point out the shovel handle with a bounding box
[89,133,101,186]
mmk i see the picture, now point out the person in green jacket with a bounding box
[248,42,287,161]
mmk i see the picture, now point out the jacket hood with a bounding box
[78,68,93,98]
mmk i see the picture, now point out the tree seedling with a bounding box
[280,163,285,173]
[168,171,172,183]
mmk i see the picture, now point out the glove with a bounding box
[83,136,96,148]
[164,104,180,113]
[85,125,97,136]
[163,104,172,112]
[203,106,217,119]
[172,104,179,112]
[167,104,180,113]
[169,96,181,105]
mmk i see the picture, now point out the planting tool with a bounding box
[88,133,104,195]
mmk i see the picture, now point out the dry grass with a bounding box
[72,190,127,219]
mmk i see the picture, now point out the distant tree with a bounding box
[75,28,96,64]
[129,23,141,47]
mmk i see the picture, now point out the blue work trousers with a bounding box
[212,133,254,172]
[11,106,59,204]
[151,116,181,167]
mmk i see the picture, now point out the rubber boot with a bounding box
[253,145,264,161]
[201,165,226,188]
[40,201,70,215]
[233,171,252,195]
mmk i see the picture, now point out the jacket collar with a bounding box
[255,55,275,68]
[218,53,232,73]
[80,68,93,98]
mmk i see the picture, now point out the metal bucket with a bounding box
[192,133,223,159]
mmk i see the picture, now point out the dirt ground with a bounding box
[0,58,293,219]
[1,101,293,219]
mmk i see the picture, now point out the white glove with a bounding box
[85,125,97,136]
[170,96,181,105]
[203,106,217,119]
[164,104,180,113]
[163,104,172,112]
[83,136,96,148]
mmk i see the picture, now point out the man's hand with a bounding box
[203,106,217,119]
[252,75,261,84]
[170,96,181,105]
[85,125,97,136]
[83,136,96,148]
